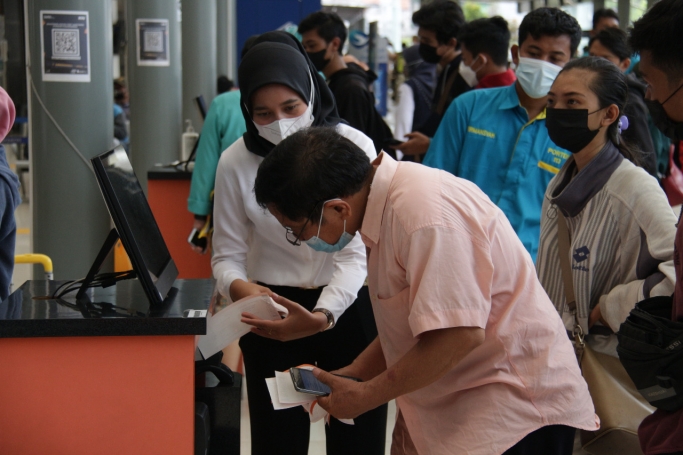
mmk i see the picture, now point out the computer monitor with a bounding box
[90,146,178,305]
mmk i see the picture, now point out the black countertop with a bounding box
[0,278,214,338]
[148,166,192,180]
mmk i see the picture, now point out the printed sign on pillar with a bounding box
[136,19,170,67]
[40,10,90,83]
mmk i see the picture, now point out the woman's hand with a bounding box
[229,279,272,302]
[241,294,328,341]
[394,132,430,156]
[189,218,211,254]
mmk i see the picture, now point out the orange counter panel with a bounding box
[0,335,195,455]
[148,178,212,279]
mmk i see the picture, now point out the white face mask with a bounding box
[252,75,316,145]
[254,102,314,145]
[459,59,479,88]
[515,56,562,99]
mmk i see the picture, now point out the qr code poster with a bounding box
[40,11,90,82]
[136,19,170,67]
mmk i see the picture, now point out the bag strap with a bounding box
[557,210,585,353]
[435,68,461,116]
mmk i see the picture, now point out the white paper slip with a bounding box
[266,377,304,410]
[275,370,315,404]
[266,367,355,426]
[197,293,287,358]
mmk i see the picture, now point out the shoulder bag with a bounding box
[557,210,654,455]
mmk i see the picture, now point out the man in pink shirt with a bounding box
[253,127,598,454]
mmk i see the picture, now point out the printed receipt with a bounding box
[197,293,286,358]
[265,366,354,425]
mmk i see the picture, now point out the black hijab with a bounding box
[238,31,341,157]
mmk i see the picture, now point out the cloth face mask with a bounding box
[545,108,601,153]
[304,199,355,253]
[307,49,330,73]
[645,81,683,142]
[459,60,479,88]
[418,43,441,64]
[516,57,562,99]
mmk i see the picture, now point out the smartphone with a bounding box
[187,228,207,253]
[291,368,330,396]
[290,367,361,396]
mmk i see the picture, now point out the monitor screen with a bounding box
[91,146,178,305]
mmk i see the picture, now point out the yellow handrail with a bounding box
[14,254,54,280]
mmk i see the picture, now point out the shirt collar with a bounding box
[550,142,623,217]
[360,152,398,246]
[498,83,548,121]
[498,83,521,111]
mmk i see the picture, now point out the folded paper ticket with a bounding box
[197,293,287,358]
[266,365,354,425]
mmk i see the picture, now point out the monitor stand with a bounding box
[76,228,136,301]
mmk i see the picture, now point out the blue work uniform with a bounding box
[423,83,570,260]
[188,90,247,216]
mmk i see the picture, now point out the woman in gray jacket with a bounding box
[536,57,676,357]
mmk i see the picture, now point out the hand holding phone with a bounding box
[188,228,208,253]
[290,367,361,396]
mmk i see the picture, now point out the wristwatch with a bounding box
[312,308,335,331]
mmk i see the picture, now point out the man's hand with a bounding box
[229,279,272,302]
[314,368,375,419]
[394,132,430,156]
[589,303,608,329]
[241,294,328,341]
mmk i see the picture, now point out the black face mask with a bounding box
[307,49,330,73]
[645,82,683,142]
[418,43,441,64]
[546,108,602,154]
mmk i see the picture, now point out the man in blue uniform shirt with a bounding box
[423,7,581,260]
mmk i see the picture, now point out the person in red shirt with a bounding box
[457,16,516,89]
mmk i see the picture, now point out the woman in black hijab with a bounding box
[211,31,387,455]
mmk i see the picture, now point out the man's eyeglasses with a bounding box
[284,201,324,246]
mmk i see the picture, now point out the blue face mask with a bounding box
[304,199,355,253]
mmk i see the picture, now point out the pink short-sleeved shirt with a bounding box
[360,153,598,455]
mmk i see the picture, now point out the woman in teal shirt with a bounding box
[187,89,247,249]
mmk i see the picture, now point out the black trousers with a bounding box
[239,285,387,455]
[503,425,576,455]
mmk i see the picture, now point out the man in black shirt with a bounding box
[299,12,392,154]
[395,0,471,158]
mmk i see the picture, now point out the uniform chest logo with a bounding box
[572,246,590,272]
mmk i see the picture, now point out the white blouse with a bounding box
[211,124,377,322]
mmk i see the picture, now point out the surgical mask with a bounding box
[545,108,602,153]
[515,57,562,99]
[459,59,479,88]
[645,82,683,142]
[307,49,330,73]
[419,43,441,64]
[304,199,355,253]
[253,77,315,145]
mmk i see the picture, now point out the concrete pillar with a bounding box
[618,0,631,28]
[226,0,237,81]
[126,0,182,192]
[593,0,606,13]
[181,0,217,132]
[216,0,229,79]
[26,0,113,279]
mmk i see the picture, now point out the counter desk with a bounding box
[0,278,216,455]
